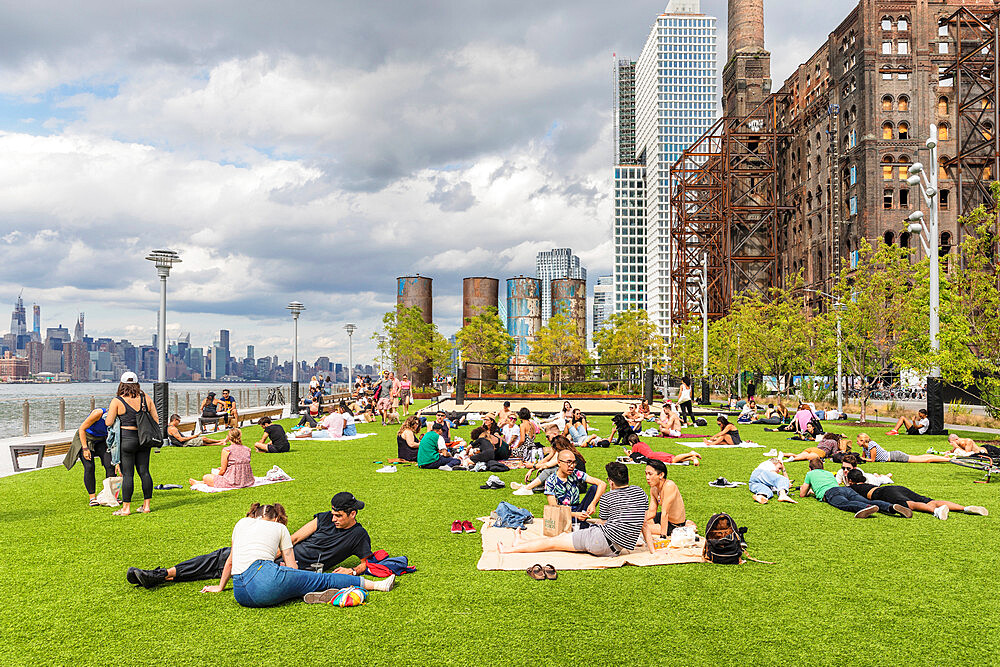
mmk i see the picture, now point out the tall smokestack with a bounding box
[727,0,765,59]
[723,0,771,118]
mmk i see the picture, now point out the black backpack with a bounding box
[703,513,747,564]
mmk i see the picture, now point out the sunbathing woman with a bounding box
[568,409,599,447]
[845,468,987,519]
[189,428,254,489]
[703,416,742,446]
[857,432,950,463]
[625,433,701,466]
[781,433,850,463]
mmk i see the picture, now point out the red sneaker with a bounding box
[450,520,462,534]
[462,520,476,534]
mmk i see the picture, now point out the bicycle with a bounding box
[950,455,999,484]
[265,386,285,406]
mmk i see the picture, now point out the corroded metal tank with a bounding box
[396,275,432,385]
[551,278,587,342]
[506,276,542,381]
[462,277,500,382]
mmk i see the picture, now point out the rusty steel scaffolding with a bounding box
[941,7,1000,230]
[669,94,793,327]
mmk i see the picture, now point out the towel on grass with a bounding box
[191,475,294,493]
[308,431,377,441]
[476,517,705,571]
[679,440,763,448]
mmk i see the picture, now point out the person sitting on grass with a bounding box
[127,493,376,589]
[296,398,319,428]
[396,416,422,462]
[767,402,816,433]
[737,400,757,424]
[166,414,208,447]
[513,436,587,495]
[511,408,542,461]
[254,416,290,453]
[656,404,683,437]
[417,422,463,470]
[799,458,912,519]
[845,468,988,520]
[857,432,950,464]
[834,453,893,486]
[502,412,521,451]
[320,406,347,437]
[644,459,689,539]
[500,462,653,556]
[943,434,1000,458]
[886,408,930,436]
[749,458,797,504]
[498,401,513,426]
[638,399,652,421]
[780,432,850,463]
[623,403,643,432]
[431,410,452,443]
[189,428,254,490]
[568,409,599,447]
[198,501,394,606]
[542,448,607,526]
[703,415,742,446]
[539,400,572,435]
[625,433,701,466]
[751,404,783,425]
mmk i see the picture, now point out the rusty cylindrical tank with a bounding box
[506,276,542,382]
[462,277,500,382]
[395,276,433,385]
[551,278,587,342]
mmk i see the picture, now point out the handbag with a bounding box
[137,394,164,448]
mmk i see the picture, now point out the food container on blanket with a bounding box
[653,537,670,550]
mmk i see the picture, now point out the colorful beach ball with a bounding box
[330,586,367,607]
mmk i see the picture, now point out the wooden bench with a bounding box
[10,439,73,472]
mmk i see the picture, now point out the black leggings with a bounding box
[679,400,694,424]
[297,413,318,427]
[79,437,115,495]
[120,430,153,503]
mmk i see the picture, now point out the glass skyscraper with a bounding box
[615,0,718,336]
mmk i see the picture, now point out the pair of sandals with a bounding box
[526,564,558,580]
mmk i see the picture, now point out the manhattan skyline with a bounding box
[0,1,848,362]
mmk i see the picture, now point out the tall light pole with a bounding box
[286,301,305,413]
[700,251,709,404]
[145,249,181,439]
[803,288,843,415]
[903,124,946,434]
[344,323,357,390]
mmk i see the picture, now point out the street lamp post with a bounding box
[286,302,305,414]
[344,323,357,391]
[904,124,947,434]
[700,251,710,404]
[145,249,181,440]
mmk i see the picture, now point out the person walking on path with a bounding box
[677,376,694,426]
[104,372,158,516]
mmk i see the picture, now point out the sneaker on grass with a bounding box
[439,465,453,471]
[451,520,463,533]
[512,487,533,496]
[933,506,949,520]
[854,505,879,519]
[964,505,988,516]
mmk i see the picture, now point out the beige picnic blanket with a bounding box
[476,517,706,571]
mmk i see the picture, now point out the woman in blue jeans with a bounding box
[201,502,395,607]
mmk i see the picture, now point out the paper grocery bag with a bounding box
[543,504,572,536]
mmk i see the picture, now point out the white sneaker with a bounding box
[376,465,397,473]
[510,482,524,490]
[933,505,949,520]
[762,449,778,457]
[439,465,453,471]
[512,487,533,496]
[964,505,988,516]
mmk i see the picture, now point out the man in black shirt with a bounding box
[126,492,374,588]
[253,416,290,453]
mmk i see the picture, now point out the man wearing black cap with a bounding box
[126,492,374,588]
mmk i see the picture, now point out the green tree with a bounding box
[455,307,514,394]
[374,304,451,384]
[595,309,664,368]
[666,315,703,379]
[528,313,590,387]
[833,237,920,420]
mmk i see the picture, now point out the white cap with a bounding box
[120,372,139,384]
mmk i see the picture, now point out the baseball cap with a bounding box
[120,372,138,384]
[331,492,365,512]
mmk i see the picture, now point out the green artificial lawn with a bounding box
[2,401,998,666]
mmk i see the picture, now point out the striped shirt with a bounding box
[598,485,649,551]
[862,441,890,463]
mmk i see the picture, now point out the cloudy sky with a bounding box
[0,0,845,366]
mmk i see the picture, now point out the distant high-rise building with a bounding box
[219,330,230,351]
[73,313,84,342]
[535,248,587,325]
[616,0,718,337]
[45,325,71,346]
[9,293,27,343]
[592,275,614,340]
[31,304,40,342]
[246,345,254,360]
[211,345,227,379]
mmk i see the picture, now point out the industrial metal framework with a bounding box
[669,94,793,326]
[941,7,1000,229]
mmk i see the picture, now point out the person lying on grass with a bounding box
[834,453,893,486]
[644,459,689,538]
[886,408,930,436]
[857,432,950,464]
[749,458,797,504]
[751,404,783,425]
[656,404,683,437]
[127,493,377,590]
[624,433,701,466]
[512,437,588,494]
[417,422,465,470]
[844,468,988,520]
[703,416,742,446]
[198,500,394,607]
[944,434,1000,458]
[780,432,851,463]
[799,458,912,519]
[189,428,254,490]
[500,462,652,557]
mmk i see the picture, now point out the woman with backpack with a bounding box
[104,372,158,516]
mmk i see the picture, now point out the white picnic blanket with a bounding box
[298,431,377,441]
[191,475,294,493]
[679,440,763,448]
